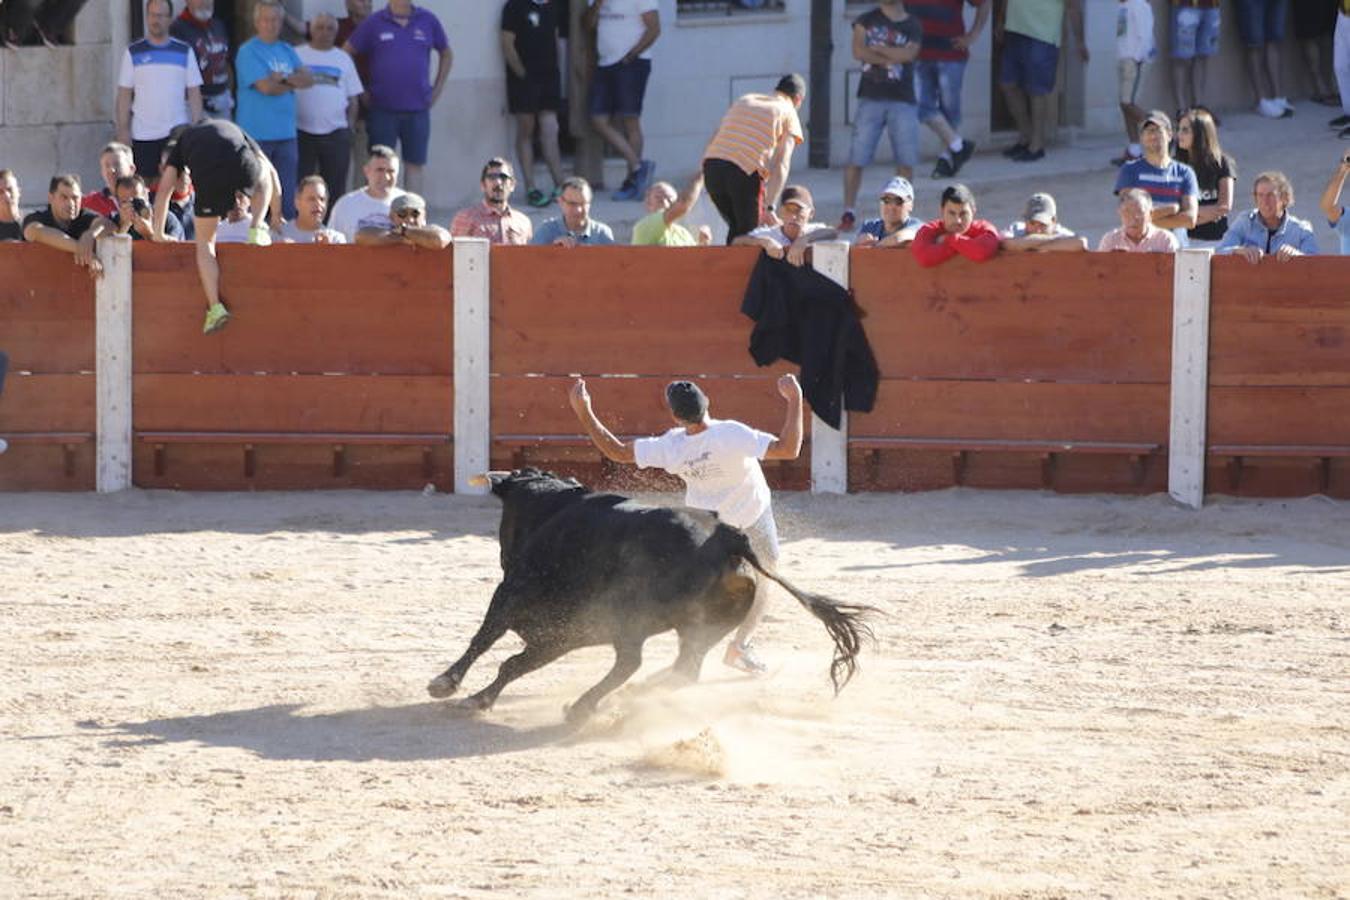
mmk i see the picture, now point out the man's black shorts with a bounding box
[193,148,263,219]
[506,70,562,115]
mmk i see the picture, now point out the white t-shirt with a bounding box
[745,221,831,247]
[118,38,204,141]
[592,0,658,67]
[215,216,252,243]
[1116,0,1155,63]
[294,44,363,136]
[328,187,405,241]
[634,418,773,529]
[275,220,347,244]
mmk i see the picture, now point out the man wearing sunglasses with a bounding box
[355,192,449,249]
[450,157,533,245]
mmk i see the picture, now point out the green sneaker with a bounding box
[202,302,231,334]
[247,226,272,246]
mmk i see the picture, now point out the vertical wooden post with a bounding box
[453,238,491,495]
[1168,248,1213,509]
[95,235,133,493]
[809,241,850,494]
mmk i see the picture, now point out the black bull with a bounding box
[427,469,878,723]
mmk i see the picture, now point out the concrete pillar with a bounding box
[452,238,491,494]
[808,240,850,494]
[95,235,134,493]
[1168,248,1213,509]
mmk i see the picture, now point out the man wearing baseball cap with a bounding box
[1000,191,1086,252]
[354,191,449,248]
[732,184,837,266]
[856,176,922,248]
[569,373,805,676]
[1113,109,1199,235]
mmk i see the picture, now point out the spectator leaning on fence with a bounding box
[1001,191,1087,252]
[355,192,449,249]
[344,0,452,197]
[295,12,364,212]
[1218,171,1319,261]
[329,145,405,242]
[632,175,712,246]
[82,143,136,219]
[911,182,1000,266]
[702,74,806,245]
[117,0,204,181]
[1319,149,1350,255]
[113,174,181,241]
[1098,188,1180,252]
[585,0,661,201]
[22,175,112,279]
[450,157,533,245]
[839,0,923,233]
[0,170,24,242]
[1113,110,1199,236]
[214,193,255,244]
[732,185,837,266]
[533,177,616,246]
[171,0,234,120]
[236,0,314,221]
[855,176,921,249]
[276,175,345,244]
[501,0,566,208]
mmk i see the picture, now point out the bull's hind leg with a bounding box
[564,639,644,725]
[457,638,571,713]
[427,602,512,699]
[669,623,737,685]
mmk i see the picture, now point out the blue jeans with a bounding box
[366,108,431,166]
[1170,6,1221,58]
[916,59,968,129]
[1000,31,1060,96]
[1234,0,1287,46]
[256,137,299,220]
[848,98,919,168]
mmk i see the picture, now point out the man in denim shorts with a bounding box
[1169,0,1221,113]
[585,0,661,201]
[839,0,923,231]
[997,0,1087,163]
[910,0,989,178]
[1233,0,1294,117]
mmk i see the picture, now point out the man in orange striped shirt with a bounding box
[700,73,806,244]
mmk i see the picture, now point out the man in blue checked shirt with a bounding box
[1217,171,1319,263]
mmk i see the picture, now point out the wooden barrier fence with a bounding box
[0,240,1346,499]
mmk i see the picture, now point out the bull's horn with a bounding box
[467,471,511,487]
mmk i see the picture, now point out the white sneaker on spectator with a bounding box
[1275,96,1295,114]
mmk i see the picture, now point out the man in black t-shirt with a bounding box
[22,175,112,278]
[0,169,24,242]
[153,120,281,334]
[501,0,565,208]
[839,0,923,232]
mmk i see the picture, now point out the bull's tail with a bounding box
[732,534,879,695]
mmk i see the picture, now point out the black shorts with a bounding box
[506,69,562,114]
[1291,0,1337,40]
[193,148,264,219]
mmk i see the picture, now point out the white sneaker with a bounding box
[0,437,7,454]
[1275,96,1295,114]
[1257,98,1281,118]
[724,640,767,675]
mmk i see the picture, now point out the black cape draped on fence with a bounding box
[739,254,879,429]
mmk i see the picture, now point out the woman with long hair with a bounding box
[1174,107,1236,246]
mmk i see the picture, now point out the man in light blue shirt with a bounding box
[1217,171,1319,262]
[531,176,616,246]
[1318,151,1350,255]
[235,0,312,218]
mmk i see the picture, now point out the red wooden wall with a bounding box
[0,245,96,490]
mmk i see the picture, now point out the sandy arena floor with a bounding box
[1,488,1347,898]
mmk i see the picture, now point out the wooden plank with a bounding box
[133,374,452,433]
[489,245,762,374]
[1207,386,1350,445]
[0,245,96,372]
[1209,257,1350,386]
[1168,248,1211,509]
[132,441,453,491]
[849,250,1174,383]
[0,374,95,432]
[850,380,1170,443]
[132,242,453,290]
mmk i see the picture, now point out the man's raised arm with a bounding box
[569,378,636,464]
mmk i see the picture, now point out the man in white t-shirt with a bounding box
[276,175,346,244]
[295,12,363,213]
[583,0,661,201]
[569,373,803,674]
[328,144,404,241]
[116,0,204,179]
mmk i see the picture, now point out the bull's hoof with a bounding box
[563,701,594,726]
[427,674,460,699]
[454,696,491,716]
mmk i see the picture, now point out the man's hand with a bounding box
[776,373,801,401]
[74,232,98,268]
[763,242,785,260]
[785,239,809,266]
[856,232,878,247]
[1234,245,1263,265]
[952,31,976,51]
[289,68,316,89]
[1274,244,1303,262]
[553,236,578,248]
[568,378,592,415]
[696,225,713,246]
[313,229,332,245]
[759,208,781,228]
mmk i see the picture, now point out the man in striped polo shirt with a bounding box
[116,0,204,180]
[701,73,806,244]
